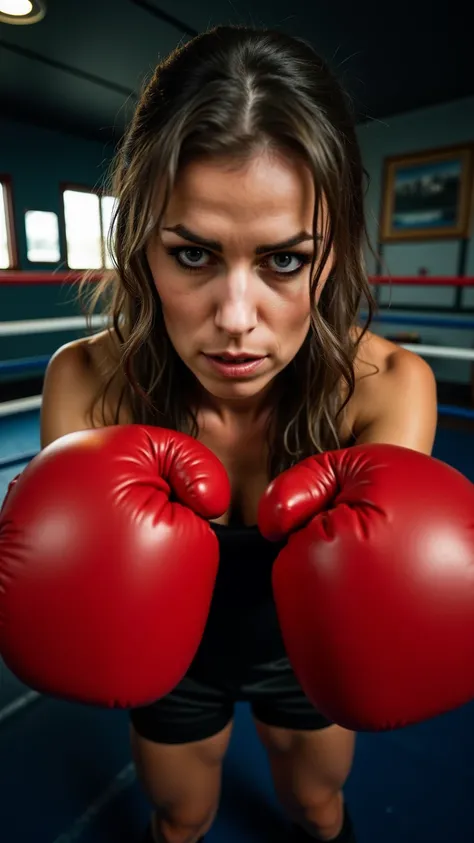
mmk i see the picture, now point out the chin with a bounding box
[195,372,275,401]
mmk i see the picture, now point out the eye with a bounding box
[168,246,212,270]
[266,253,311,275]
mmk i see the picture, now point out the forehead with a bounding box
[164,150,317,233]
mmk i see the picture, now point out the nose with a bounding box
[214,267,258,336]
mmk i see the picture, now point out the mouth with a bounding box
[203,353,268,378]
[206,354,266,363]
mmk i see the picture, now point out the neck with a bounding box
[196,377,283,429]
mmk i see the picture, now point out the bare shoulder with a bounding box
[41,330,129,447]
[353,328,435,395]
[347,328,438,453]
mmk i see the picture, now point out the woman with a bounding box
[40,25,437,843]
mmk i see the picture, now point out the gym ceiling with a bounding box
[0,0,471,144]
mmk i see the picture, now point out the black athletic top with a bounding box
[189,436,356,679]
[188,523,287,678]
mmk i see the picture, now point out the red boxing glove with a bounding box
[258,444,474,731]
[0,426,230,708]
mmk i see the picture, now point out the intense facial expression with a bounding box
[146,149,332,405]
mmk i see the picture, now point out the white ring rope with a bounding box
[401,344,474,360]
[0,395,42,417]
[0,315,108,337]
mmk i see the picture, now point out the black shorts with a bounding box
[130,655,333,744]
[130,523,333,744]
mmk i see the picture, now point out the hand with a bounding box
[258,443,474,731]
[0,425,230,708]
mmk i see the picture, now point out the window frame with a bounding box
[24,207,61,265]
[0,174,19,270]
[60,182,112,271]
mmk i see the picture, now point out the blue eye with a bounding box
[268,253,310,274]
[170,247,210,269]
[166,246,311,276]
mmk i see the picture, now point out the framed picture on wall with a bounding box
[380,143,474,241]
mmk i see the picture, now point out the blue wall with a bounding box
[357,96,474,388]
[1,116,112,271]
[358,95,474,281]
[0,117,113,369]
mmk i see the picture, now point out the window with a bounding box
[25,210,61,263]
[0,177,16,269]
[62,187,116,270]
[100,194,116,270]
[0,185,8,269]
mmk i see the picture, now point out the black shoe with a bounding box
[142,825,205,842]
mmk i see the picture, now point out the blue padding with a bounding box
[0,450,38,470]
[438,404,474,420]
[0,355,50,376]
[361,313,474,329]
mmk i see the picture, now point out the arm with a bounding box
[40,340,102,448]
[2,349,230,709]
[352,349,438,455]
[259,350,474,733]
[1,342,96,507]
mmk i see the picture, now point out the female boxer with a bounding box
[40,26,437,843]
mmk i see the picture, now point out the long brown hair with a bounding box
[81,25,377,478]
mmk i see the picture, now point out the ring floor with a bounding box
[1,411,474,843]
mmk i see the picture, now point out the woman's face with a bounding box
[146,149,333,406]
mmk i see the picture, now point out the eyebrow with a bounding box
[161,224,316,254]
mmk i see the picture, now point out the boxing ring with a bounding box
[1,271,474,843]
[1,271,474,475]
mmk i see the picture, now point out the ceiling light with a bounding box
[0,0,46,24]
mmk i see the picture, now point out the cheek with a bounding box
[149,248,197,319]
[270,284,311,338]
[153,276,201,330]
[159,298,200,343]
